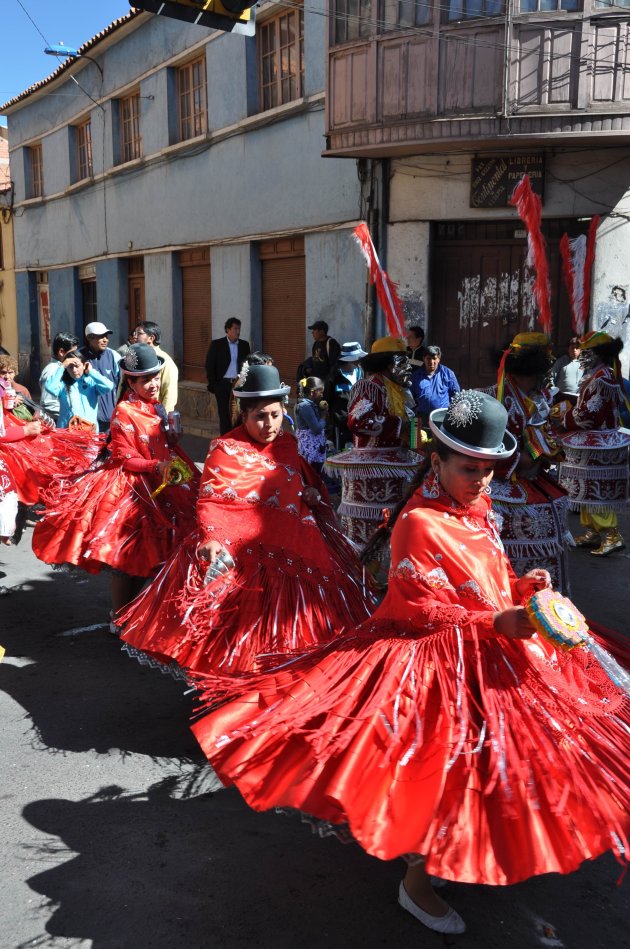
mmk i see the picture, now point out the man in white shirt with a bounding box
[132,321,179,412]
[205,318,251,434]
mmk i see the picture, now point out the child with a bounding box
[44,348,114,430]
[295,376,327,473]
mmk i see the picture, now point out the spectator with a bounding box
[39,333,80,422]
[205,318,251,435]
[407,325,426,364]
[411,345,460,426]
[324,341,367,449]
[83,322,121,432]
[0,354,31,402]
[44,349,114,431]
[304,321,341,382]
[132,321,179,412]
[296,376,328,474]
[551,337,583,398]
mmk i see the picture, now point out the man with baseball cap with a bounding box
[83,321,121,432]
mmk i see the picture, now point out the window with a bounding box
[29,144,43,198]
[177,57,208,142]
[82,278,98,326]
[76,119,93,180]
[259,7,304,111]
[443,0,504,20]
[120,92,142,163]
[387,0,432,28]
[520,0,580,9]
[332,0,371,45]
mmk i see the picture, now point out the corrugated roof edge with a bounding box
[0,9,142,115]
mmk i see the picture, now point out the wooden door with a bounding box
[431,220,582,390]
[127,257,145,335]
[260,236,305,396]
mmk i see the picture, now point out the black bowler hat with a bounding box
[234,362,290,399]
[121,343,164,376]
[429,390,517,460]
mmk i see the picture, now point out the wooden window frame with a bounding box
[259,6,304,112]
[120,92,142,163]
[176,57,208,143]
[442,0,505,21]
[519,0,581,9]
[30,143,43,198]
[76,118,93,180]
[331,0,371,46]
[81,278,98,327]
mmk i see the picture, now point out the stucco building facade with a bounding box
[1,4,369,429]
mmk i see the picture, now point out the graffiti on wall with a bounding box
[457,270,537,329]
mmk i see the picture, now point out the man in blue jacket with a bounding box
[411,345,460,427]
[83,321,121,432]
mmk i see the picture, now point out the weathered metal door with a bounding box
[432,221,579,389]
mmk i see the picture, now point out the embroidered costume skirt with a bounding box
[558,428,630,513]
[490,472,570,593]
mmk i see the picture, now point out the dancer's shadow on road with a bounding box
[21,775,399,949]
[21,775,630,949]
[1,570,198,760]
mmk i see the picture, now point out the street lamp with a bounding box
[44,45,104,78]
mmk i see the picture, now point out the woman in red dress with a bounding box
[33,343,199,616]
[190,390,630,937]
[119,362,374,677]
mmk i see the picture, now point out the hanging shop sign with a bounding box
[470,155,545,208]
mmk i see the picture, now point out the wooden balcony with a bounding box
[325,6,630,156]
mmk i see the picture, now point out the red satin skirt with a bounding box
[120,515,375,676]
[0,428,102,505]
[192,624,630,886]
[33,463,198,576]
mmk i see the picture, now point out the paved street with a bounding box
[1,449,629,948]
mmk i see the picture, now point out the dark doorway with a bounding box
[431,219,590,389]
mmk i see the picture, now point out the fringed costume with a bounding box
[32,392,199,576]
[324,371,419,553]
[190,476,630,887]
[558,359,630,551]
[120,425,374,678]
[0,410,102,507]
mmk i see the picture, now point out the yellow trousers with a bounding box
[580,509,618,531]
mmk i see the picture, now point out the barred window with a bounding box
[76,119,93,180]
[177,57,208,142]
[332,0,372,45]
[30,144,44,198]
[120,92,142,163]
[259,7,304,111]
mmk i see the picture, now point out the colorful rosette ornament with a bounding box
[527,589,630,697]
[526,589,588,651]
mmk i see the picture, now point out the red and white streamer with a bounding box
[560,216,599,336]
[509,176,553,336]
[353,223,406,339]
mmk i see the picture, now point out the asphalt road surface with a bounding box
[1,487,629,949]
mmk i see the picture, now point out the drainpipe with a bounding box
[502,1,513,125]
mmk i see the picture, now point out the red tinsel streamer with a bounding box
[353,223,406,338]
[509,176,553,336]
